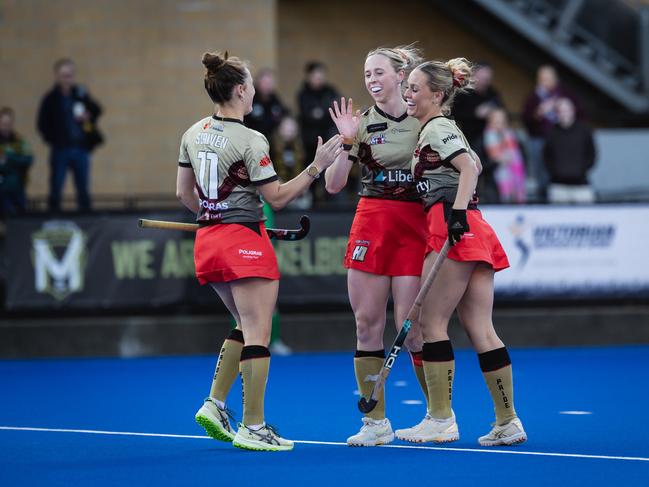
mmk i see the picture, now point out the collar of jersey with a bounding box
[212,115,244,125]
[374,105,408,123]
[420,115,447,131]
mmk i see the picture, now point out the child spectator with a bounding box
[484,108,526,203]
[0,107,33,217]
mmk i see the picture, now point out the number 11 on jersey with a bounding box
[197,150,219,199]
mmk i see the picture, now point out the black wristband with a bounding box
[342,143,352,151]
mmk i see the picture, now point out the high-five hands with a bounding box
[328,97,362,143]
[312,134,344,171]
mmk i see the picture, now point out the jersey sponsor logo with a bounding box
[259,155,272,167]
[200,199,229,210]
[374,170,414,183]
[369,134,386,145]
[195,132,229,149]
[415,179,431,195]
[441,133,459,144]
[239,249,263,259]
[391,127,411,134]
[351,245,368,262]
[32,221,86,301]
[367,122,388,133]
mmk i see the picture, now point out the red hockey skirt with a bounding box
[343,197,427,276]
[425,202,510,272]
[194,222,280,284]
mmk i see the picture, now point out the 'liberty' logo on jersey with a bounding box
[32,221,86,301]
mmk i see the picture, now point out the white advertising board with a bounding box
[481,205,649,298]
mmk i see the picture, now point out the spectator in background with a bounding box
[37,58,103,212]
[298,61,340,206]
[0,107,33,217]
[522,65,583,202]
[452,63,504,203]
[484,108,526,204]
[244,68,288,161]
[452,62,503,203]
[543,98,596,204]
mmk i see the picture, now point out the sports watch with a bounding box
[306,165,321,179]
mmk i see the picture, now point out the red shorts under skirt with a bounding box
[194,222,280,284]
[425,202,509,272]
[344,198,427,276]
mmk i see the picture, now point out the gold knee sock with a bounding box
[479,347,517,425]
[209,329,244,402]
[354,351,385,421]
[240,346,271,426]
[409,351,429,410]
[422,341,455,419]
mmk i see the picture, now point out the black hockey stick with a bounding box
[358,240,451,414]
[138,215,311,241]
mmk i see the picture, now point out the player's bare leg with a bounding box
[346,269,394,446]
[457,265,527,446]
[229,277,293,451]
[397,252,473,443]
[195,282,242,442]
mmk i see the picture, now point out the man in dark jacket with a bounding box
[37,58,103,212]
[543,98,596,204]
[297,61,340,206]
[244,68,288,161]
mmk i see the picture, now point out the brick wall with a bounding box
[0,0,533,201]
[277,0,533,123]
[0,0,276,200]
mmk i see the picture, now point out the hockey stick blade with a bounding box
[266,214,310,241]
[358,397,378,414]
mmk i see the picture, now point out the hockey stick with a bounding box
[358,239,451,414]
[138,215,311,241]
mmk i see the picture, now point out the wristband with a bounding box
[342,143,352,151]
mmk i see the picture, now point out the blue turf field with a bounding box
[1,346,648,486]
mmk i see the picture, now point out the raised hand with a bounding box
[328,97,362,141]
[313,134,344,171]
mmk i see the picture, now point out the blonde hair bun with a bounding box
[446,57,473,89]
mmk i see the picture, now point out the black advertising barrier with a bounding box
[4,211,354,310]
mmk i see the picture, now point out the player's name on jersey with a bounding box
[195,132,229,149]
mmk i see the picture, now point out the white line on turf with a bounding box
[1,426,647,462]
[559,411,593,415]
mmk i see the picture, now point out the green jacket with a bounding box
[0,132,33,193]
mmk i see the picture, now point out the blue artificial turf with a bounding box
[1,346,648,486]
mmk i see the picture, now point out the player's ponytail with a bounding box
[202,50,248,104]
[415,58,474,115]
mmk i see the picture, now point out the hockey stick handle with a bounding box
[139,219,198,231]
[358,240,451,413]
[138,215,311,241]
[405,240,451,323]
